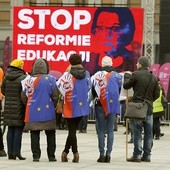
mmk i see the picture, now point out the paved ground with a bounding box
[0,123,170,170]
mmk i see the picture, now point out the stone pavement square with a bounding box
[0,123,170,170]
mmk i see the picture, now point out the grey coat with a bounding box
[21,59,59,131]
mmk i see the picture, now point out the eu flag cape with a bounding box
[21,74,56,122]
[57,71,92,118]
[91,71,122,115]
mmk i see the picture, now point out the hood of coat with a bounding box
[70,65,86,79]
[5,66,26,81]
[32,58,48,75]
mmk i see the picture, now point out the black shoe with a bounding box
[123,131,130,135]
[97,156,105,162]
[0,150,7,157]
[160,133,164,137]
[155,136,160,140]
[79,130,87,133]
[127,156,141,162]
[105,155,111,163]
[33,158,39,162]
[141,157,151,162]
[49,158,57,162]
[15,154,26,160]
[8,155,16,160]
[128,139,133,143]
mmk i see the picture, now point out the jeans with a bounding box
[64,117,82,154]
[95,105,116,156]
[130,106,153,159]
[7,126,24,156]
[30,130,56,160]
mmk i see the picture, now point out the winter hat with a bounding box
[10,59,24,69]
[138,56,150,68]
[32,58,47,75]
[69,53,82,65]
[101,56,113,67]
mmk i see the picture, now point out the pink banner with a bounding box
[158,63,170,97]
[149,64,160,77]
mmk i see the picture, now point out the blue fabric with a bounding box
[22,75,56,122]
[57,71,92,118]
[106,72,122,115]
[71,77,91,117]
[92,71,122,115]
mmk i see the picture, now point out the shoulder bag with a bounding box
[125,73,152,119]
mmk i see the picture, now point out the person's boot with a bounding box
[72,152,79,163]
[0,150,7,157]
[14,154,26,160]
[61,152,68,162]
[97,155,105,162]
[105,155,111,163]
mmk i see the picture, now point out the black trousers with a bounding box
[64,117,82,154]
[153,117,161,137]
[30,130,56,160]
[0,102,4,151]
[78,115,88,131]
[0,127,4,151]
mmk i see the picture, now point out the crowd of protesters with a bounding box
[0,53,167,164]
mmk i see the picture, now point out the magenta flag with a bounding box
[3,36,10,72]
[149,64,160,77]
[158,63,170,97]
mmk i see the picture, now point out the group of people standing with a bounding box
[0,53,162,164]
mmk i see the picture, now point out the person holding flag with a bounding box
[91,56,122,163]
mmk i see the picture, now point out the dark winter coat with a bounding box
[123,67,160,106]
[1,66,27,126]
[70,65,86,79]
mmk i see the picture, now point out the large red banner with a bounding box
[13,7,144,74]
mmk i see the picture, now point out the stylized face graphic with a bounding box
[25,79,34,95]
[85,8,139,74]
[94,12,121,54]
[96,73,107,89]
[63,81,72,91]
